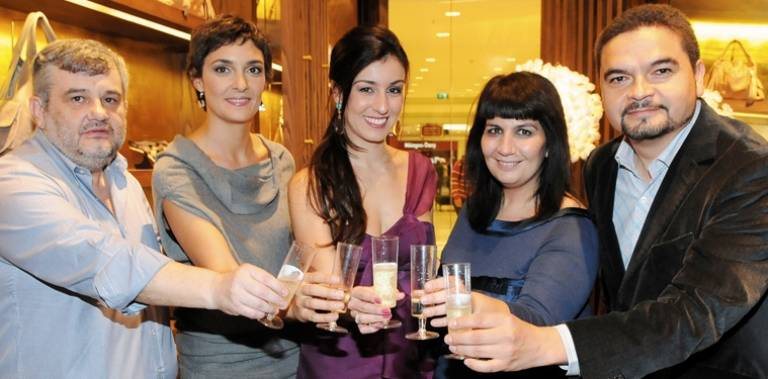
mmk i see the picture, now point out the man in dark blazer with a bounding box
[439,4,768,379]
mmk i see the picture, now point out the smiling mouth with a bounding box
[226,98,251,106]
[495,159,522,168]
[364,116,388,126]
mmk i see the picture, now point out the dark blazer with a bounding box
[569,102,768,379]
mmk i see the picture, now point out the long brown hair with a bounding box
[307,25,409,245]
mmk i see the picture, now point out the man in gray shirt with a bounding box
[0,39,289,378]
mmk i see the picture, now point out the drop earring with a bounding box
[334,101,344,134]
[196,91,206,110]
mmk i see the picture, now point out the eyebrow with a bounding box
[212,59,264,65]
[603,57,680,80]
[353,79,406,86]
[64,88,87,96]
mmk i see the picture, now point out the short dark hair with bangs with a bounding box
[187,14,272,81]
[464,71,571,232]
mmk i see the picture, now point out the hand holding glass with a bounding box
[259,241,316,330]
[316,242,363,333]
[405,244,439,340]
[443,262,472,359]
[372,235,401,329]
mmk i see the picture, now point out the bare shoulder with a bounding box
[289,167,310,187]
[561,195,585,210]
[390,147,411,170]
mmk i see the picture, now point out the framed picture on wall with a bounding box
[701,39,767,112]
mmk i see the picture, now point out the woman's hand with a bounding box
[347,285,404,334]
[287,272,346,323]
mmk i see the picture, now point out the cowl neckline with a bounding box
[162,134,280,214]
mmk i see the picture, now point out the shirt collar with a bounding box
[614,100,701,177]
[33,129,128,176]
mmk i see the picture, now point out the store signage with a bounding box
[404,142,437,150]
[421,123,443,136]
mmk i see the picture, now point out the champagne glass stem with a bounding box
[418,317,427,335]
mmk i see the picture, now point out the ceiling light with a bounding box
[419,68,429,72]
[493,67,502,72]
[66,0,190,39]
[506,57,516,62]
[425,57,437,63]
[481,75,489,80]
[415,76,424,80]
[445,11,461,17]
[436,32,450,38]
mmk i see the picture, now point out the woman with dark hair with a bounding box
[152,15,299,378]
[287,25,438,378]
[423,72,599,378]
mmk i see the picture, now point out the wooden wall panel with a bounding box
[280,0,357,170]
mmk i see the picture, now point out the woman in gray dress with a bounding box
[152,15,299,378]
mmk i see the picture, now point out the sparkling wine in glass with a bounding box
[405,244,439,340]
[317,242,363,333]
[259,241,316,330]
[443,262,472,359]
[372,235,401,329]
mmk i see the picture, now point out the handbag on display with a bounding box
[0,11,57,155]
[705,39,765,107]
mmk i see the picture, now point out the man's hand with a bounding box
[211,263,289,320]
[445,312,567,373]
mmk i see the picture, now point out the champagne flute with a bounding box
[316,242,363,333]
[259,241,316,330]
[405,244,439,340]
[443,262,472,359]
[372,235,402,329]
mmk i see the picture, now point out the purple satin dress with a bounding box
[297,151,438,379]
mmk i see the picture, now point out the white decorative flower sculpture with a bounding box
[515,59,603,162]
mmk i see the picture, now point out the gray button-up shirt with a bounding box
[0,131,176,378]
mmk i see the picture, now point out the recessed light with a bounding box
[419,68,429,72]
[436,32,450,38]
[415,76,424,80]
[445,11,461,17]
[425,57,437,63]
[493,67,502,72]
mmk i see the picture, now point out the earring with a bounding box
[334,102,344,134]
[196,91,206,109]
[544,151,549,158]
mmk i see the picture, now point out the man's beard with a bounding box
[620,99,691,141]
[48,122,125,171]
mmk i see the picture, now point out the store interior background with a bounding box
[0,0,766,251]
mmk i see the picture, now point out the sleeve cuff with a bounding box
[93,243,172,313]
[554,324,581,376]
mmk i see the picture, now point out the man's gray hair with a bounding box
[32,39,129,105]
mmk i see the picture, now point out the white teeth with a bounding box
[364,116,387,125]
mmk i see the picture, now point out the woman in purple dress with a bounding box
[286,26,438,378]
